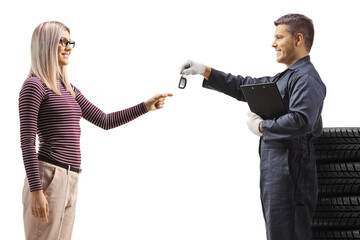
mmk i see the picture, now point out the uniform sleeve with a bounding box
[261,73,326,141]
[19,78,45,192]
[202,68,276,101]
[72,85,148,130]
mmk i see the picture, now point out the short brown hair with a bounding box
[274,13,314,52]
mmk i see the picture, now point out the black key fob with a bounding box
[179,75,187,89]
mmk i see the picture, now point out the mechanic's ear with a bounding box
[295,33,304,47]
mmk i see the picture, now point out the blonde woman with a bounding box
[19,21,172,240]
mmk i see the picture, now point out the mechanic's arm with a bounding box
[180,59,275,101]
[260,74,326,141]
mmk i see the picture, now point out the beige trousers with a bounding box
[22,161,80,240]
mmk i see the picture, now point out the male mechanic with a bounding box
[180,13,326,240]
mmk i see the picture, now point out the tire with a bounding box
[314,128,360,162]
[318,178,360,196]
[312,212,360,229]
[312,128,360,240]
[315,144,360,162]
[312,229,360,240]
[317,162,360,178]
[316,196,360,212]
[314,128,360,145]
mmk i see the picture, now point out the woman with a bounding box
[19,21,172,240]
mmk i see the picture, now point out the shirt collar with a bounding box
[288,55,311,70]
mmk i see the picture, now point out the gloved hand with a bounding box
[180,60,206,76]
[247,111,263,137]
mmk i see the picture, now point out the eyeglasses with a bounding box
[59,38,75,48]
[179,75,187,89]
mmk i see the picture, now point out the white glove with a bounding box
[247,111,263,137]
[180,60,206,76]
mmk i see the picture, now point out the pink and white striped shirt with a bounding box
[19,77,148,192]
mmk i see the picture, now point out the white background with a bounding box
[1,0,359,239]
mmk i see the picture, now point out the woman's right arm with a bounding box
[19,78,49,222]
[19,78,44,192]
[71,84,150,130]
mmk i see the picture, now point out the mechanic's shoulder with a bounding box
[293,62,321,81]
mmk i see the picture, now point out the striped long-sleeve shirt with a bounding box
[19,77,148,192]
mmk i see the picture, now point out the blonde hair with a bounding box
[28,21,75,97]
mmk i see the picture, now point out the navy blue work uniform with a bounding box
[203,56,326,240]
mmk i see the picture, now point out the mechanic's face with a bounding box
[272,24,297,67]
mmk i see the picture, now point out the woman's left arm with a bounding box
[72,85,172,130]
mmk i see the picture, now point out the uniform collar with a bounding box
[288,55,311,70]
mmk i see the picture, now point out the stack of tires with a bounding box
[312,128,360,240]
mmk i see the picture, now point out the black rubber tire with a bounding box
[315,144,360,162]
[317,162,360,178]
[312,229,360,240]
[314,128,360,145]
[316,196,360,212]
[314,128,360,162]
[312,128,360,240]
[318,178,360,196]
[312,212,360,229]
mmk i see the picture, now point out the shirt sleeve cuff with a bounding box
[202,68,216,88]
[260,120,271,140]
[140,102,149,113]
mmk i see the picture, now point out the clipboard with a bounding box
[240,82,287,120]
